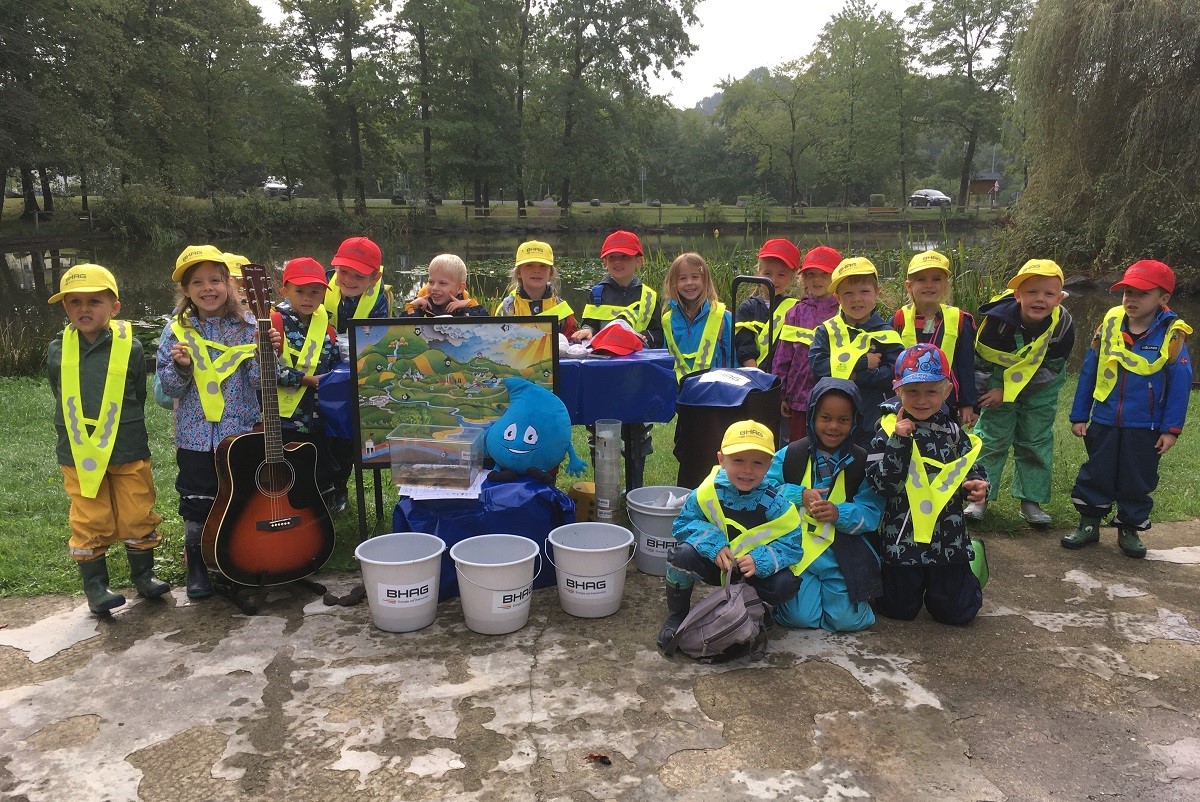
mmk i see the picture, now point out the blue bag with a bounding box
[318,364,354,439]
[392,477,574,601]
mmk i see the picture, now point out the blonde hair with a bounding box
[428,254,467,285]
[663,252,719,314]
[507,261,559,298]
[172,261,246,324]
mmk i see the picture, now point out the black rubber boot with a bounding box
[184,521,212,599]
[78,557,126,615]
[656,583,693,652]
[127,549,171,598]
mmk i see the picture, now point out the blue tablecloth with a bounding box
[558,350,678,425]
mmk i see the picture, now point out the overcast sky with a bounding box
[251,0,917,109]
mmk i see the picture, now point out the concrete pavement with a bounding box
[2,521,1199,801]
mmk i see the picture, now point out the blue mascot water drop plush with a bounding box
[485,378,587,482]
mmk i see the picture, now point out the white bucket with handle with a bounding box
[546,522,636,618]
[450,534,541,635]
[625,485,689,576]
[354,532,446,633]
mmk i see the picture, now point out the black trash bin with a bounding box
[673,368,782,488]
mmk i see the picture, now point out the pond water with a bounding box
[5,231,1197,371]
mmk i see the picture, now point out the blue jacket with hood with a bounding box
[766,378,884,601]
[1069,306,1191,434]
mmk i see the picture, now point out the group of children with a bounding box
[46,229,1190,631]
[657,247,1191,647]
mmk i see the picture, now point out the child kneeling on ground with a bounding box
[767,377,884,632]
[866,344,990,625]
[657,420,803,650]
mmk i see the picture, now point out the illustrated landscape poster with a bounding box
[350,317,558,470]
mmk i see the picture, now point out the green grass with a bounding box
[4,372,1200,598]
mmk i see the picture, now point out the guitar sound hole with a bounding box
[256,462,295,497]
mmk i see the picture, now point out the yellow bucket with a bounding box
[568,481,597,522]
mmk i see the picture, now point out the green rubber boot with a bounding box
[127,549,171,598]
[1061,517,1101,550]
[78,557,126,615]
[1118,527,1147,559]
[656,584,693,652]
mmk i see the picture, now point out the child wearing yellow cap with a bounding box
[809,257,904,449]
[968,259,1075,525]
[47,264,170,614]
[494,240,579,338]
[657,419,803,652]
[891,250,979,426]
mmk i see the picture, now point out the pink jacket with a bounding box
[773,293,840,412]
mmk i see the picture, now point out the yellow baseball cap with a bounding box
[48,264,120,303]
[907,250,951,276]
[829,257,879,294]
[515,240,554,267]
[1007,258,1064,290]
[223,252,250,278]
[720,419,776,457]
[172,244,228,281]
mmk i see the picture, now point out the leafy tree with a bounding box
[1013,0,1200,265]
[907,0,1029,207]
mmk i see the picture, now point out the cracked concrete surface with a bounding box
[2,521,1199,801]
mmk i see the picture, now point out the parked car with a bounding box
[908,188,952,207]
[263,178,299,200]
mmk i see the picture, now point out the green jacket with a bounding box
[47,326,151,468]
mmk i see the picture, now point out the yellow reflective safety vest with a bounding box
[778,323,815,347]
[326,275,390,330]
[170,320,257,423]
[789,460,847,577]
[582,284,658,332]
[821,317,904,380]
[898,304,961,367]
[735,298,797,364]
[880,413,981,543]
[695,467,802,581]
[505,293,574,322]
[662,302,726,381]
[276,306,330,419]
[60,322,133,499]
[1092,306,1193,402]
[975,306,1062,402]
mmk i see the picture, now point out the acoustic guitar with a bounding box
[202,263,336,586]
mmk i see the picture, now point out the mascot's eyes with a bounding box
[523,426,538,445]
[503,423,518,441]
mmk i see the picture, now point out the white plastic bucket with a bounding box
[625,485,688,576]
[450,534,541,635]
[355,532,446,632]
[546,523,636,618]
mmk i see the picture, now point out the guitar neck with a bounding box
[256,318,284,463]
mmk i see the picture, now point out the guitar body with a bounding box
[202,427,335,586]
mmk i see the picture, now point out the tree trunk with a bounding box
[38,166,55,215]
[958,131,977,209]
[19,166,40,220]
[516,0,531,218]
[80,169,89,212]
[417,23,434,205]
[30,251,46,294]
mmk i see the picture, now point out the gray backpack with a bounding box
[664,574,769,663]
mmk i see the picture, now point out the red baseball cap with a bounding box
[758,239,801,270]
[330,236,382,275]
[801,245,842,273]
[282,257,329,287]
[589,320,644,356]
[601,230,643,257]
[1110,259,1175,294]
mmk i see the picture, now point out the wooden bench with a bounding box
[867,206,900,216]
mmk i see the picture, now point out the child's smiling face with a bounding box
[757,258,794,295]
[676,263,706,303]
[906,269,948,308]
[1013,274,1064,325]
[183,262,231,318]
[811,392,854,452]
[898,380,951,421]
[518,262,551,298]
[602,252,642,287]
[426,268,464,306]
[801,268,832,298]
[334,266,373,296]
[836,276,879,324]
[716,449,771,492]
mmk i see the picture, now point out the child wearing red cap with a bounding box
[891,250,979,427]
[1065,259,1192,558]
[575,230,663,488]
[273,257,343,507]
[773,245,841,440]
[325,236,391,512]
[733,238,801,371]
